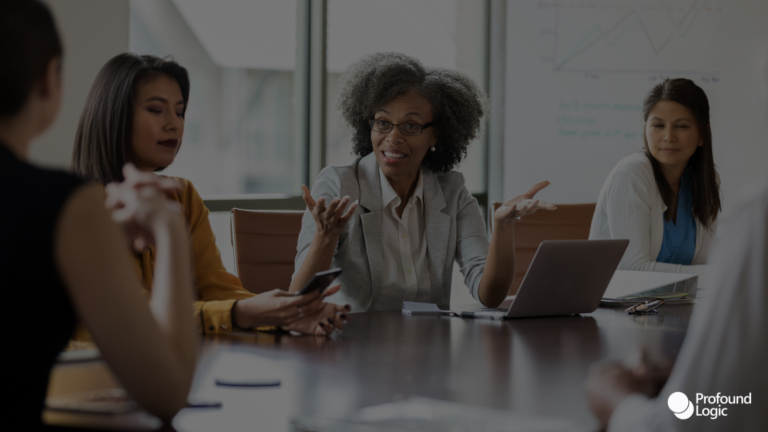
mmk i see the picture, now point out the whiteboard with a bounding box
[503,0,768,216]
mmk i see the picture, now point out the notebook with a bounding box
[600,270,698,306]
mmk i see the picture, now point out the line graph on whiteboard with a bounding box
[538,0,725,78]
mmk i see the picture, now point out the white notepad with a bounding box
[603,270,698,301]
[402,302,458,316]
[292,396,593,431]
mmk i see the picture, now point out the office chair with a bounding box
[230,209,304,294]
[488,202,597,295]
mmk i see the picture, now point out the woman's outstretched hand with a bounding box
[301,184,358,238]
[494,180,557,227]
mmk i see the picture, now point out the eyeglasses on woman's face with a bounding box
[369,119,434,136]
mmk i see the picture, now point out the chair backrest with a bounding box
[230,209,305,294]
[489,202,597,295]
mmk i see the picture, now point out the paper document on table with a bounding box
[291,396,593,431]
[402,302,458,316]
[602,270,698,303]
[46,388,137,415]
[57,348,101,364]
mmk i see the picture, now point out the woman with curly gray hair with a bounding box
[290,52,555,312]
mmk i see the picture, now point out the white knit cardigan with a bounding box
[589,152,716,286]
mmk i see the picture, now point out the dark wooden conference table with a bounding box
[45,302,695,431]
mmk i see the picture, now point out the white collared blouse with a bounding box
[375,168,432,310]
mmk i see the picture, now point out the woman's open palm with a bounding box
[301,184,358,236]
[494,180,557,227]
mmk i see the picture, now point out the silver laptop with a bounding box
[464,239,629,319]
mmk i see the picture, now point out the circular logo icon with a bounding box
[668,392,694,420]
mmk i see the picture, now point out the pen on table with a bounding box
[626,299,665,315]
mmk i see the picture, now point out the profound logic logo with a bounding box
[668,392,695,419]
[668,391,752,420]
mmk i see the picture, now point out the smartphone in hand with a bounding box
[297,268,342,296]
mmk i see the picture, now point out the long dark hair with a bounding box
[72,53,190,184]
[642,78,720,230]
[0,0,62,119]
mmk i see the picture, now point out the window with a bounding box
[129,0,490,275]
[130,0,303,196]
[326,0,489,194]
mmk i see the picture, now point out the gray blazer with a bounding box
[293,153,490,311]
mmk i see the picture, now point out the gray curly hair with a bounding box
[337,52,489,173]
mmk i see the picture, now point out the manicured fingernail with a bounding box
[340,314,347,320]
[318,322,325,327]
[345,305,351,311]
[328,318,335,324]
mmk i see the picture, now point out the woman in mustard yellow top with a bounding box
[72,53,348,336]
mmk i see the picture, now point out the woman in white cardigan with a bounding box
[590,78,721,285]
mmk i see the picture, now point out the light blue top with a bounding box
[656,167,697,265]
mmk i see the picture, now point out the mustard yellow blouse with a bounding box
[146,177,255,334]
[73,177,256,341]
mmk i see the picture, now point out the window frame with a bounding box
[202,0,494,215]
